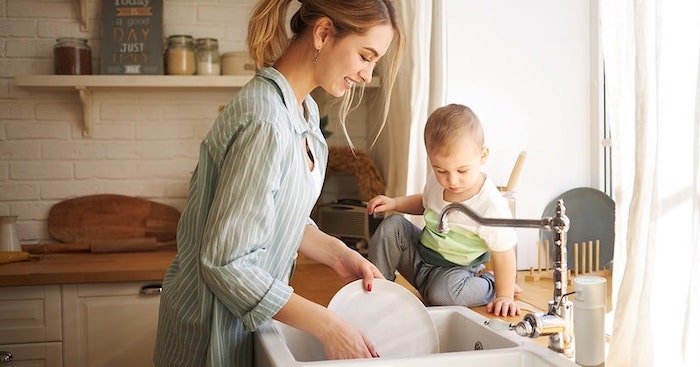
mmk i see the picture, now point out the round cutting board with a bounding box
[48,194,180,243]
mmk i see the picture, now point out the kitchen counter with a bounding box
[0,250,177,286]
[0,248,611,359]
[291,255,612,353]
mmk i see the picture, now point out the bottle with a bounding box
[166,35,196,75]
[195,38,221,75]
[53,37,92,75]
[573,276,607,366]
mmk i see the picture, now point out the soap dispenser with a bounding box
[573,275,607,366]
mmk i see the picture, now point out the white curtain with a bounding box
[602,0,700,366]
[371,0,446,205]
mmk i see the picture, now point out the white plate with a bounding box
[327,279,439,358]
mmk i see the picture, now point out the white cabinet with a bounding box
[62,281,162,367]
[0,285,62,366]
[0,343,62,367]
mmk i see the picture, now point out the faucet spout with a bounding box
[438,200,574,357]
[435,202,551,233]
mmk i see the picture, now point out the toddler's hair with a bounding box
[424,104,485,156]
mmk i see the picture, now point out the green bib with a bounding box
[419,208,490,267]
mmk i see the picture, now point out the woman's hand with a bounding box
[320,317,380,359]
[333,248,384,291]
[273,293,380,360]
[298,225,383,291]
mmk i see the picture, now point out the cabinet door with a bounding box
[62,282,162,367]
[0,342,62,367]
[0,285,61,344]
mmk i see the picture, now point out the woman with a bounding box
[154,0,405,366]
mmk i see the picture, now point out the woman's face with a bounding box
[317,24,394,97]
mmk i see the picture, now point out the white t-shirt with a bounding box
[420,170,517,266]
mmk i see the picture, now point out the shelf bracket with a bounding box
[76,86,93,137]
[80,0,88,31]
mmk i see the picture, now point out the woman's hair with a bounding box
[247,0,405,148]
[424,104,485,156]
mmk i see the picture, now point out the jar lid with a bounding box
[196,38,219,47]
[168,35,194,47]
[55,37,89,43]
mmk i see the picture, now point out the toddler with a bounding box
[367,103,521,316]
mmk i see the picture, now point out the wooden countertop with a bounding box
[0,250,177,286]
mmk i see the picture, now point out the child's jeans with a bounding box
[369,214,495,307]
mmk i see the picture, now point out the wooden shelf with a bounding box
[15,74,256,89]
[15,75,382,137]
[15,75,254,136]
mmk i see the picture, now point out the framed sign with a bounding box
[101,0,163,74]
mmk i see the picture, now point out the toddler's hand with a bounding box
[486,296,521,317]
[366,195,395,215]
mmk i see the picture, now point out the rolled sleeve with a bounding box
[200,120,298,328]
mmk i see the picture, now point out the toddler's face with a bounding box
[429,140,486,200]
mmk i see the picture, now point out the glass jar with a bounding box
[221,51,255,75]
[53,37,92,75]
[195,38,221,75]
[166,35,196,75]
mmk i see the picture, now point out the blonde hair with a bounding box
[247,0,405,148]
[424,104,485,156]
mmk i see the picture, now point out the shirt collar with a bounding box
[257,67,315,136]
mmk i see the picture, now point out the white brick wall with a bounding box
[0,0,374,243]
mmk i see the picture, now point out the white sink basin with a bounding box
[254,305,578,366]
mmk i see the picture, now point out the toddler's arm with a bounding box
[367,193,424,215]
[486,248,521,317]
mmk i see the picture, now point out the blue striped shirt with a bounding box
[154,67,327,367]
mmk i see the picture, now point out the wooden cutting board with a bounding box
[48,194,180,243]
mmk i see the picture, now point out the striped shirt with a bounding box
[154,67,327,367]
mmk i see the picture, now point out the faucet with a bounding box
[436,200,574,357]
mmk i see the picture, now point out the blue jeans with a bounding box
[369,214,495,307]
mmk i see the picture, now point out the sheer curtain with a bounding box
[602,0,700,366]
[371,0,446,205]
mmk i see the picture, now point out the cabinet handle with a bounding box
[0,351,13,363]
[140,284,163,295]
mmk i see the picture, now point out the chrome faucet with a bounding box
[436,200,574,357]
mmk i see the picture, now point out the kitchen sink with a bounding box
[254,305,576,367]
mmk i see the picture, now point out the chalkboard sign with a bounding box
[101,0,163,75]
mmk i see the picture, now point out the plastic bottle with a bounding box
[573,276,607,366]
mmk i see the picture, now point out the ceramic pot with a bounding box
[0,216,21,252]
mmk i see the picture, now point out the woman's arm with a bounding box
[273,292,378,359]
[283,224,384,359]
[298,224,384,288]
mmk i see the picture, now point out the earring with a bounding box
[313,49,319,64]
